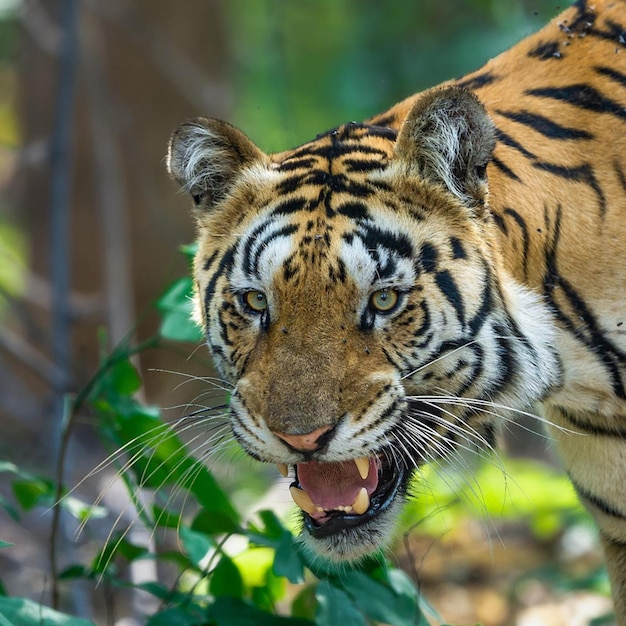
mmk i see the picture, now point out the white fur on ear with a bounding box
[167,117,266,207]
[395,86,496,207]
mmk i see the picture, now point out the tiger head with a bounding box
[167,87,559,561]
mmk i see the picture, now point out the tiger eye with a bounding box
[369,289,399,312]
[244,290,268,312]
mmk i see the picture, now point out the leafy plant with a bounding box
[0,249,611,625]
[0,263,433,625]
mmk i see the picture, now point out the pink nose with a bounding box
[273,425,333,452]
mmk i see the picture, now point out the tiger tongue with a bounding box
[297,459,378,511]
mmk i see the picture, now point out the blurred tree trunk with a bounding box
[5,0,229,450]
[1,0,230,616]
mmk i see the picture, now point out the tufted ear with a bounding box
[394,86,496,208]
[167,117,266,208]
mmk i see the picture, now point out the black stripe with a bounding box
[456,71,500,90]
[366,126,398,141]
[503,208,530,278]
[278,157,316,172]
[495,128,536,159]
[435,270,465,328]
[571,478,626,520]
[204,246,235,322]
[343,158,386,173]
[615,160,626,194]
[595,65,626,89]
[450,237,467,260]
[532,161,606,218]
[594,18,626,45]
[337,201,369,220]
[526,85,626,122]
[289,141,388,162]
[249,224,298,279]
[543,206,626,398]
[557,406,626,439]
[496,109,592,140]
[468,263,493,336]
[491,155,521,182]
[418,242,438,274]
[271,197,308,216]
[356,224,414,259]
[202,250,219,271]
[528,41,562,60]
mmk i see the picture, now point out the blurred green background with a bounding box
[0,1,613,625]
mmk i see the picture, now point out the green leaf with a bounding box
[192,508,241,536]
[0,597,96,626]
[61,496,107,523]
[315,581,367,626]
[179,242,198,261]
[180,526,213,568]
[207,596,314,626]
[58,565,92,580]
[291,584,317,620]
[11,477,53,511]
[0,461,18,474]
[104,358,142,396]
[92,535,148,575]
[340,570,426,626]
[273,536,305,584]
[134,581,178,601]
[152,504,182,529]
[0,541,12,549]
[111,410,239,526]
[210,555,244,598]
[156,277,203,343]
[146,606,206,626]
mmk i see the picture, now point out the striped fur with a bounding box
[168,0,626,619]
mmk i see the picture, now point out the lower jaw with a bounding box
[298,498,403,564]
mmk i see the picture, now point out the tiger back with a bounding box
[167,0,626,621]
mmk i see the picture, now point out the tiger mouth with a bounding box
[285,453,409,538]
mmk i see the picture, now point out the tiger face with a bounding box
[168,87,560,561]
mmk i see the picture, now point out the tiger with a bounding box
[166,0,626,620]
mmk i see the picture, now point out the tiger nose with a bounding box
[273,425,334,452]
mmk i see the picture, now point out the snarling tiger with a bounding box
[167,0,626,620]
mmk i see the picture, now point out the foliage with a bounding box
[0,258,613,624]
[0,267,435,625]
[225,0,565,151]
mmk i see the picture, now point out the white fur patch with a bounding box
[168,122,235,196]
[229,213,296,293]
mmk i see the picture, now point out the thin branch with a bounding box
[48,0,79,610]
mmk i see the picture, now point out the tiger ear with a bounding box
[394,86,496,209]
[167,118,266,208]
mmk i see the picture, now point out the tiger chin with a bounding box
[166,0,626,620]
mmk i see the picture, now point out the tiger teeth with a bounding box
[289,486,317,516]
[351,487,370,515]
[354,457,370,480]
[277,464,289,477]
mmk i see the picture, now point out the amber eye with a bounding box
[369,288,399,313]
[243,290,268,313]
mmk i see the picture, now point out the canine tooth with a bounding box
[352,487,370,515]
[290,486,317,515]
[354,457,369,480]
[277,464,289,477]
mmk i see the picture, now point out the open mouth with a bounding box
[282,453,409,538]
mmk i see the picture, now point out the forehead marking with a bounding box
[231,214,298,288]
